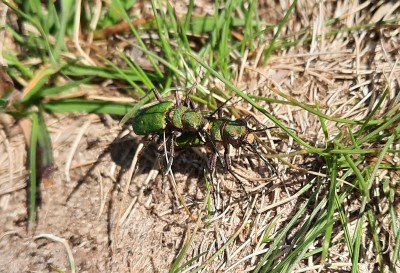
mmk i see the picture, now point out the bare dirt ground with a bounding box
[1,1,400,272]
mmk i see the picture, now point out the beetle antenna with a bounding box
[250,126,279,133]
[250,146,278,176]
[208,97,235,118]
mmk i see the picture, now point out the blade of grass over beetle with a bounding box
[186,52,315,151]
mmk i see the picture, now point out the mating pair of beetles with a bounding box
[131,83,268,172]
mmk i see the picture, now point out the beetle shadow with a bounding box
[64,131,161,251]
[64,133,140,203]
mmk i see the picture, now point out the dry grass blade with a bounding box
[34,234,76,273]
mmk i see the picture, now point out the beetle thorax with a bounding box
[182,111,205,132]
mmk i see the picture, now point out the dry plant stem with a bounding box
[259,186,304,213]
[198,195,259,271]
[119,196,138,226]
[115,142,144,227]
[64,121,91,182]
[0,130,13,189]
[231,166,275,182]
[86,95,135,103]
[236,48,248,86]
[293,262,353,272]
[0,3,7,66]
[34,234,76,273]
[85,0,102,54]
[0,231,20,242]
[225,248,269,273]
[73,0,95,65]
[0,181,26,195]
[167,170,196,221]
[96,169,107,218]
[118,162,159,226]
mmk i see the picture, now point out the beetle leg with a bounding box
[169,131,177,158]
[250,146,279,176]
[184,81,198,107]
[244,114,252,122]
[152,88,163,102]
[174,90,181,106]
[209,152,217,171]
[164,131,177,175]
[204,132,226,170]
[224,144,231,170]
[157,134,170,153]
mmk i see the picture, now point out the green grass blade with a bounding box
[63,63,160,82]
[3,1,55,63]
[321,153,338,262]
[335,192,353,257]
[254,182,315,272]
[150,0,174,65]
[316,103,329,143]
[37,106,54,171]
[32,78,93,100]
[52,0,73,60]
[241,0,257,53]
[367,208,384,271]
[355,111,400,146]
[0,99,8,111]
[118,51,154,91]
[263,0,298,63]
[28,112,39,224]
[356,87,388,137]
[351,214,364,273]
[111,0,163,77]
[269,87,383,126]
[21,65,62,104]
[43,99,132,115]
[98,55,147,97]
[343,154,367,196]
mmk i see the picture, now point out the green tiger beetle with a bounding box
[131,82,210,171]
[130,84,276,174]
[203,113,278,174]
